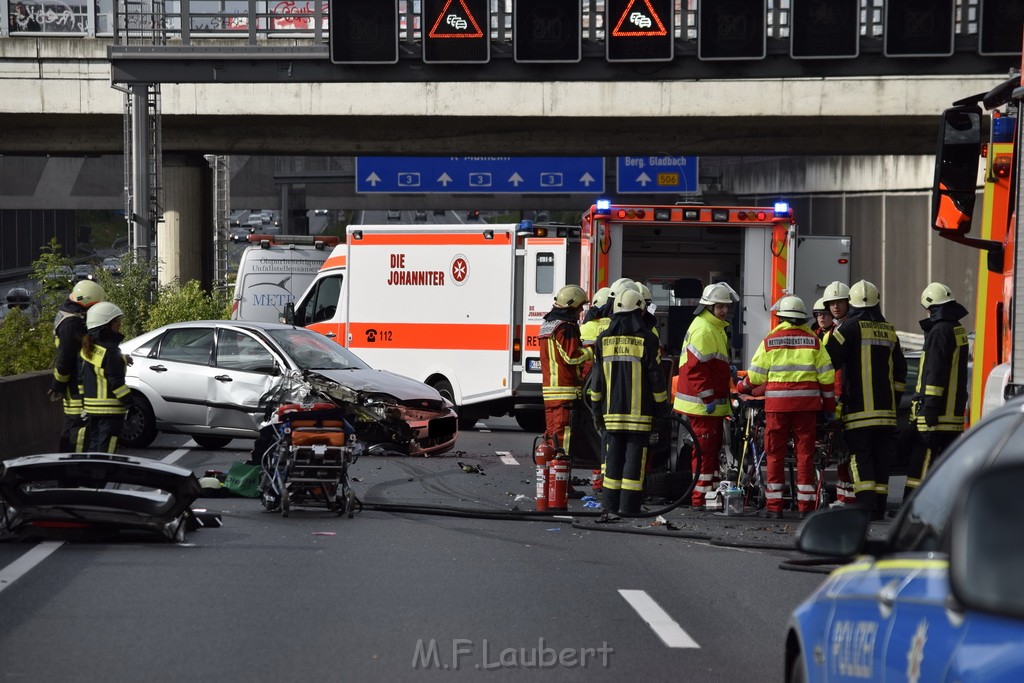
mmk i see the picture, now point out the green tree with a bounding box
[146,280,230,331]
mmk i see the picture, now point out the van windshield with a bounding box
[267,328,372,371]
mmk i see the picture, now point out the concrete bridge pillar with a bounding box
[158,153,212,289]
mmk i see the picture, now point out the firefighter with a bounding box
[79,302,130,453]
[904,282,969,500]
[820,281,855,506]
[736,296,836,519]
[587,289,668,518]
[825,280,907,520]
[539,284,592,454]
[810,297,834,340]
[673,282,738,509]
[49,279,107,451]
[579,287,612,347]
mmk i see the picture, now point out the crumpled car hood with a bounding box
[311,368,446,403]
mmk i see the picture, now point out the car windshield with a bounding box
[267,328,371,371]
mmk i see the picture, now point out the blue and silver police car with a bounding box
[785,396,1024,682]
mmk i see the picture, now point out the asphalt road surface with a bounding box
[0,417,832,681]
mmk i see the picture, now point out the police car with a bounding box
[785,396,1024,682]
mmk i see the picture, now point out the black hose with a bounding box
[778,556,852,574]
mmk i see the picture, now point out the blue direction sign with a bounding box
[616,155,699,194]
[355,157,605,194]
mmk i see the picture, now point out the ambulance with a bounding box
[288,207,849,429]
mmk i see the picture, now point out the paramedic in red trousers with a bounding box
[79,302,130,453]
[587,289,668,519]
[825,280,907,520]
[820,281,856,507]
[736,296,836,519]
[673,282,738,509]
[539,284,592,453]
[49,279,107,451]
[904,282,969,501]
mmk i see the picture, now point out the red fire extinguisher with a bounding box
[547,450,570,511]
[534,438,555,511]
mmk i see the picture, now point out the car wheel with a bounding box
[192,435,234,450]
[121,392,158,448]
[788,650,807,683]
[514,411,547,434]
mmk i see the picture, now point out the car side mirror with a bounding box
[950,462,1024,620]
[282,302,296,326]
[796,506,872,558]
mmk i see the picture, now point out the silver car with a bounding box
[120,320,459,456]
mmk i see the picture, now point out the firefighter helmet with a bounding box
[6,287,31,308]
[554,284,587,309]
[920,282,955,309]
[812,297,829,314]
[609,278,638,299]
[773,295,808,322]
[636,282,653,304]
[822,281,850,303]
[849,280,880,308]
[698,283,738,306]
[614,289,644,313]
[69,280,106,307]
[591,287,611,308]
[86,301,124,331]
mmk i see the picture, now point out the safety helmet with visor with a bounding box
[554,284,587,309]
[70,280,107,308]
[920,282,955,309]
[86,301,124,331]
[849,280,880,309]
[773,295,809,323]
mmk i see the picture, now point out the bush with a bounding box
[146,280,231,331]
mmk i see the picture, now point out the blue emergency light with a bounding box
[774,202,790,217]
[595,199,611,215]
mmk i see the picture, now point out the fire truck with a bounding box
[289,207,849,432]
[930,46,1023,420]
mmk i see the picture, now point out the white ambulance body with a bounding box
[290,224,579,430]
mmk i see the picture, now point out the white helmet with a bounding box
[609,278,638,300]
[822,281,850,303]
[636,282,653,304]
[812,297,829,314]
[70,280,107,307]
[86,301,124,331]
[773,295,808,322]
[849,280,880,309]
[614,289,644,313]
[920,282,955,309]
[591,286,611,308]
[698,283,738,306]
[554,284,587,309]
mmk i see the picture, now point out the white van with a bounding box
[231,234,341,323]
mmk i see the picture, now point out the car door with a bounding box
[207,327,283,431]
[879,410,1024,681]
[135,327,216,428]
[302,273,345,342]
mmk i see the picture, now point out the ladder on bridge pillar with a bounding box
[122,83,162,256]
[210,155,231,293]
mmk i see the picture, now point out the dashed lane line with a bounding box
[618,589,701,649]
[496,451,518,465]
[161,447,192,464]
[0,541,63,595]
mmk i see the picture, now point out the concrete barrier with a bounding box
[0,370,63,459]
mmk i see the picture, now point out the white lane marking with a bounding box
[496,451,518,465]
[0,541,64,594]
[618,589,700,649]
[161,447,191,464]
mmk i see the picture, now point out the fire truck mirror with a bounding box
[930,105,982,236]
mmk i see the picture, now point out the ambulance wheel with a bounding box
[121,392,158,448]
[514,411,546,434]
[193,435,233,450]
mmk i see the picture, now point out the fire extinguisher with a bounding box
[547,450,570,511]
[534,438,555,511]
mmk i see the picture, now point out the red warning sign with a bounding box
[428,0,484,39]
[611,0,668,37]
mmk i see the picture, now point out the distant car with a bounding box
[313,209,329,216]
[433,210,446,216]
[73,264,97,282]
[101,257,123,277]
[786,394,1024,682]
[414,210,428,222]
[387,210,402,221]
[246,215,265,228]
[466,210,480,220]
[119,320,459,456]
[228,227,254,243]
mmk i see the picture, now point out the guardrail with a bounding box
[0,371,63,460]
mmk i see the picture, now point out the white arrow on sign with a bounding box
[636,172,652,187]
[509,172,524,187]
[438,172,453,187]
[580,172,595,187]
[365,172,381,187]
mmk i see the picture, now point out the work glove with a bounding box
[47,379,67,402]
[923,406,939,428]
[704,400,719,414]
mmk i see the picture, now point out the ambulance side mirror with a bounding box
[950,463,1024,620]
[282,302,296,326]
[930,105,982,236]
